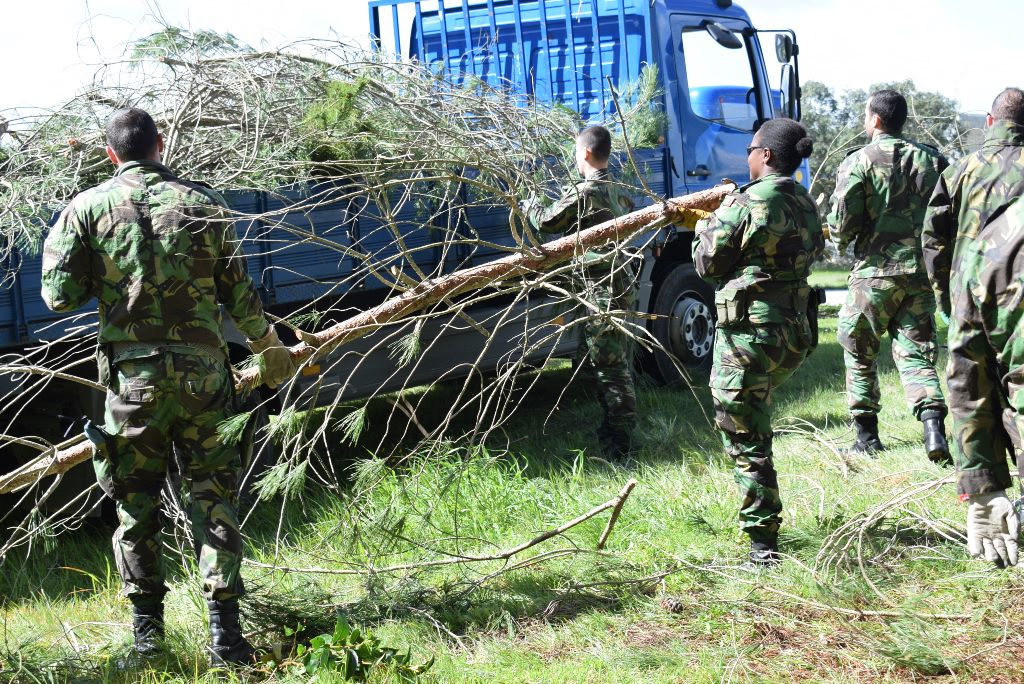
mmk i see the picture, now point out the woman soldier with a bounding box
[692,119,824,567]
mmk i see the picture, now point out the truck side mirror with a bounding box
[780,64,800,120]
[775,34,794,63]
[705,22,743,50]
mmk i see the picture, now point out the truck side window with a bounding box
[681,27,759,132]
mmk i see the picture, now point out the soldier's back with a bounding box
[58,161,237,350]
[847,134,946,276]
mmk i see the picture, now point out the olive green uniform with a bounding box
[42,160,271,603]
[693,173,824,542]
[527,168,637,453]
[827,133,949,420]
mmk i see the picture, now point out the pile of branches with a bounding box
[0,25,689,594]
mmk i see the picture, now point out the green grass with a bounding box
[808,267,850,289]
[2,315,1020,683]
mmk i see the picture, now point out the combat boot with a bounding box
[208,599,257,668]
[848,414,884,455]
[130,598,164,658]
[596,423,632,462]
[920,409,952,466]
[742,537,781,570]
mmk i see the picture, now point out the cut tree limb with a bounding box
[0,184,731,496]
[244,477,638,576]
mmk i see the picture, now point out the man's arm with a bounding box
[922,167,958,316]
[947,291,1013,497]
[214,213,271,341]
[691,196,749,284]
[825,154,867,253]
[527,185,584,235]
[40,203,97,312]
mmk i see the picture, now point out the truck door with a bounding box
[669,14,769,195]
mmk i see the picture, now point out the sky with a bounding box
[1,0,1020,118]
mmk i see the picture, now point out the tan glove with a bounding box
[249,326,297,389]
[966,491,1020,568]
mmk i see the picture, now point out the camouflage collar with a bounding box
[741,172,790,191]
[872,132,900,143]
[983,120,1024,148]
[585,168,611,182]
[114,159,176,178]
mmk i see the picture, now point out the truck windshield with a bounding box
[681,24,759,132]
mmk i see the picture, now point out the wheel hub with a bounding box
[669,296,713,361]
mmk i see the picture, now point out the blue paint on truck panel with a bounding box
[4,1,803,382]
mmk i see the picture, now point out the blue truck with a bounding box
[1,0,803,505]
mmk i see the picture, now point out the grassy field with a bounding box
[3,314,1023,683]
[807,268,850,290]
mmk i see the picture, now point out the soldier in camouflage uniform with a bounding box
[923,88,1024,319]
[946,198,1024,568]
[41,108,296,666]
[525,125,637,459]
[826,90,951,462]
[693,119,823,566]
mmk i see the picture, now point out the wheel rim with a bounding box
[669,294,713,362]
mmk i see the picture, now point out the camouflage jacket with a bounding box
[947,198,1024,496]
[41,160,270,351]
[693,173,824,325]
[526,168,635,267]
[922,120,1024,315]
[826,133,948,278]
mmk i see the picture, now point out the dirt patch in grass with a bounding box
[622,621,683,649]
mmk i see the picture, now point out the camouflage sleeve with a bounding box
[40,201,97,312]
[825,153,866,253]
[528,186,584,234]
[947,291,1014,496]
[214,213,270,341]
[922,168,957,316]
[692,194,750,284]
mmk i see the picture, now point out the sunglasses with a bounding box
[746,145,768,155]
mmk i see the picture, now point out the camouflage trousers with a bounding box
[838,275,946,419]
[90,346,245,603]
[577,262,638,437]
[710,321,810,542]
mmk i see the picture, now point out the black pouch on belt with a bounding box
[807,286,827,352]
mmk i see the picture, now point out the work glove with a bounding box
[249,326,297,389]
[966,490,1020,568]
[675,207,712,230]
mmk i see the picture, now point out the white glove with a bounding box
[966,490,1020,568]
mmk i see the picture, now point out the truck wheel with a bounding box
[647,262,715,383]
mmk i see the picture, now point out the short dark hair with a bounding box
[758,118,813,176]
[991,88,1024,126]
[106,108,160,162]
[868,90,908,134]
[578,125,612,162]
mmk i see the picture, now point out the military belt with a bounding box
[108,341,228,364]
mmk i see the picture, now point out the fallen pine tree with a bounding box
[0,182,731,496]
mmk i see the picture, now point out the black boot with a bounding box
[596,423,632,462]
[920,409,952,466]
[743,537,781,570]
[130,599,164,659]
[208,599,257,667]
[848,414,884,455]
